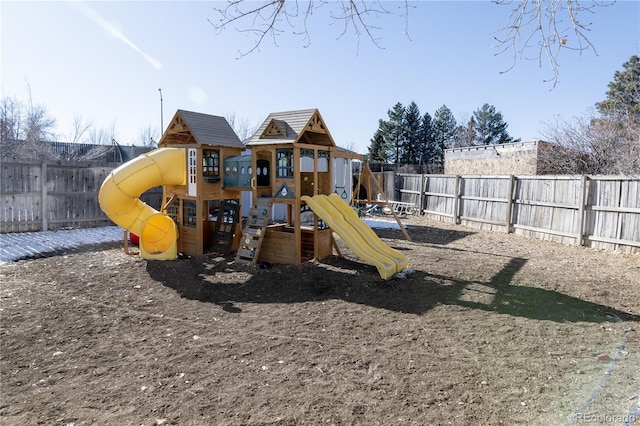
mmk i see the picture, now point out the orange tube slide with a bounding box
[98,148,186,258]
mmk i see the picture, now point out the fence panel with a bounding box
[511,176,583,245]
[395,174,422,208]
[423,175,457,219]
[380,171,396,200]
[584,177,640,253]
[44,164,113,230]
[458,176,511,231]
[1,160,162,233]
[1,162,43,232]
[392,173,639,254]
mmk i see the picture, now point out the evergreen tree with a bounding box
[418,112,435,165]
[432,105,457,165]
[402,101,422,164]
[596,55,640,126]
[473,103,516,145]
[382,102,406,164]
[368,128,389,162]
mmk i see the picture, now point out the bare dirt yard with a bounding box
[1,215,639,426]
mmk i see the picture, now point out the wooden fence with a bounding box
[1,159,162,233]
[3,159,638,255]
[394,173,640,254]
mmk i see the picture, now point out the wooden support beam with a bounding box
[350,162,411,242]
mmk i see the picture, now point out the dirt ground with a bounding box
[1,215,639,426]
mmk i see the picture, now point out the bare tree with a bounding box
[24,82,57,144]
[0,97,21,157]
[451,113,478,148]
[540,111,640,174]
[66,114,93,144]
[0,94,58,160]
[538,115,593,173]
[136,125,160,147]
[24,104,56,144]
[493,0,616,88]
[209,0,614,87]
[225,111,260,142]
[340,139,358,152]
[1,94,131,162]
[209,1,411,56]
[86,123,117,145]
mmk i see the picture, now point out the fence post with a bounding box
[505,175,515,234]
[41,162,48,231]
[420,174,426,215]
[576,174,588,247]
[453,175,461,224]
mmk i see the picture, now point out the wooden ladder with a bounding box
[235,198,272,265]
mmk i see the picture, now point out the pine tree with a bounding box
[473,103,515,145]
[596,55,640,126]
[432,105,457,166]
[368,128,389,162]
[419,112,435,165]
[382,102,406,164]
[402,101,422,164]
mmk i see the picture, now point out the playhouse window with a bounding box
[318,150,330,172]
[202,149,220,182]
[276,148,294,178]
[165,197,179,222]
[183,200,197,228]
[300,149,314,172]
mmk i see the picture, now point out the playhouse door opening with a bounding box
[204,200,220,252]
[256,159,270,187]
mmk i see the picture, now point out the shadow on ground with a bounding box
[430,257,639,323]
[373,222,476,245]
[147,253,638,324]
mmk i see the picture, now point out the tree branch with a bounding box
[208,1,407,57]
[492,0,614,89]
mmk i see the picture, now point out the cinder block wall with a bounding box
[444,141,542,175]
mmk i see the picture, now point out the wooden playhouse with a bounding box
[240,109,362,265]
[158,109,247,257]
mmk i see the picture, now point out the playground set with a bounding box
[98,108,409,279]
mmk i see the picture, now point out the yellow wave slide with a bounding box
[98,148,186,260]
[301,194,409,280]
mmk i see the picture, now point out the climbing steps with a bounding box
[235,198,272,265]
[211,199,241,254]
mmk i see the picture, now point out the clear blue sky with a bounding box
[2,1,639,154]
